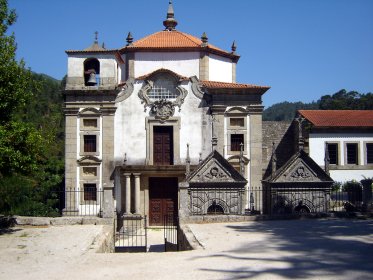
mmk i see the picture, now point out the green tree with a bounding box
[0,0,63,216]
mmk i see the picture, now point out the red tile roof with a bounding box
[299,110,373,127]
[201,80,270,90]
[122,30,238,59]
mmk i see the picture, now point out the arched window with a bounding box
[207,203,225,215]
[84,58,100,86]
[148,75,178,101]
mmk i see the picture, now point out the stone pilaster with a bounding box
[114,168,122,213]
[232,62,237,83]
[63,108,79,215]
[126,52,135,79]
[247,105,264,188]
[211,105,226,155]
[199,52,209,80]
[100,107,116,218]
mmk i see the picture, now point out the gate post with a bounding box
[178,182,189,222]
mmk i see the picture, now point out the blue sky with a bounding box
[7,0,373,107]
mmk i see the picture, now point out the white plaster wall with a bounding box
[309,132,373,182]
[209,54,233,82]
[177,83,204,165]
[134,52,200,78]
[114,82,205,165]
[309,133,373,165]
[67,54,118,81]
[114,82,148,165]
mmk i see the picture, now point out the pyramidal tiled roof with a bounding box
[122,30,238,59]
[299,110,373,127]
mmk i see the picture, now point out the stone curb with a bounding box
[14,216,114,226]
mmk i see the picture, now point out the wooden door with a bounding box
[153,126,173,165]
[149,177,178,226]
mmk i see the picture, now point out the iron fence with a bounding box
[247,185,372,216]
[164,214,179,252]
[51,189,104,217]
[114,216,147,253]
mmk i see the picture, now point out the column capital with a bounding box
[123,172,131,177]
[132,173,141,177]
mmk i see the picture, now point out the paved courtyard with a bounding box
[0,219,372,280]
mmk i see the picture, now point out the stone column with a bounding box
[133,173,141,215]
[124,173,132,215]
[114,168,122,214]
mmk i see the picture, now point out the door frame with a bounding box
[148,177,178,226]
[145,117,180,165]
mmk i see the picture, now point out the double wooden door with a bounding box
[149,177,178,226]
[153,126,173,165]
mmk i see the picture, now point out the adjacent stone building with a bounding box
[63,2,270,224]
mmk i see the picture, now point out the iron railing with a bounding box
[246,185,372,216]
[115,216,147,253]
[164,214,179,252]
[52,189,104,217]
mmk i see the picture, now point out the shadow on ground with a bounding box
[193,219,373,279]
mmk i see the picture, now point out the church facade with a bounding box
[63,2,270,224]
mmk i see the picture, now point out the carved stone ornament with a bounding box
[116,78,134,103]
[191,160,234,183]
[190,75,204,99]
[284,161,316,182]
[138,73,188,121]
[150,99,175,122]
[290,166,311,179]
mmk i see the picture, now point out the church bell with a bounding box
[87,72,97,85]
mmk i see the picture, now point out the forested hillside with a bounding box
[0,0,64,216]
[263,90,373,121]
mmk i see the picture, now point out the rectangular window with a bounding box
[230,118,245,127]
[83,119,97,128]
[367,143,373,164]
[83,184,97,201]
[346,143,358,165]
[327,143,338,165]
[84,135,96,152]
[231,134,244,151]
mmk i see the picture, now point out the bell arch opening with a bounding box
[84,58,100,86]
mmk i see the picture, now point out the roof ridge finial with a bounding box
[94,31,98,44]
[163,0,178,31]
[126,32,133,46]
[231,40,237,53]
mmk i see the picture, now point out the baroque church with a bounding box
[63,1,270,225]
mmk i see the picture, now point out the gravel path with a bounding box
[0,219,372,280]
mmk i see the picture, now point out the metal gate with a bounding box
[164,214,179,252]
[114,216,147,253]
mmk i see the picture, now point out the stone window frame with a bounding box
[145,117,181,165]
[80,117,100,131]
[326,141,340,165]
[79,182,100,204]
[225,108,248,156]
[344,141,360,165]
[364,141,373,165]
[80,131,100,156]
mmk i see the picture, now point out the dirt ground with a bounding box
[0,219,372,280]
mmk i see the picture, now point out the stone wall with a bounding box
[262,121,296,178]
